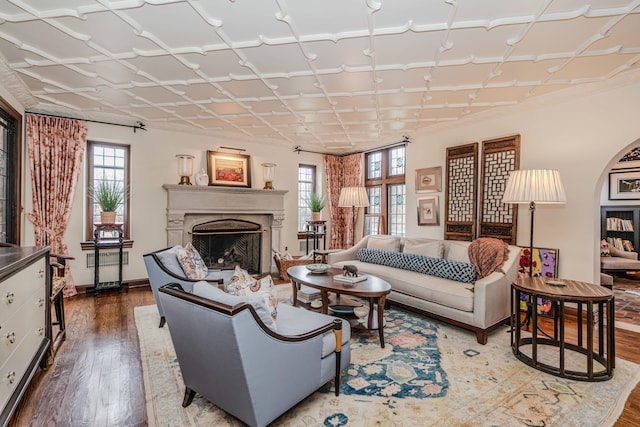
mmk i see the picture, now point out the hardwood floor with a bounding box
[7,286,640,426]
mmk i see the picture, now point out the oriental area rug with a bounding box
[136,296,640,426]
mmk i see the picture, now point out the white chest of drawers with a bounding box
[0,246,50,427]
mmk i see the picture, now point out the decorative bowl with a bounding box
[306,263,330,274]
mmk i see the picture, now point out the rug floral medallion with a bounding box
[136,293,640,427]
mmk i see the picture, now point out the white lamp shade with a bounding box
[503,169,567,204]
[338,186,369,207]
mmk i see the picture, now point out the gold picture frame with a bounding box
[417,196,439,226]
[207,151,251,188]
[415,166,442,192]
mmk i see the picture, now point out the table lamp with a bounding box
[338,186,369,246]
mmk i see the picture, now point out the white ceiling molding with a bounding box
[0,0,638,153]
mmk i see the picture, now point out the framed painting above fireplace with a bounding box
[207,151,251,188]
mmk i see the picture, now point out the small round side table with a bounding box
[511,277,614,381]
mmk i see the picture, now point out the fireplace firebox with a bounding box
[191,219,262,274]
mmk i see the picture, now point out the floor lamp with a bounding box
[503,169,566,332]
[503,169,567,277]
[338,187,369,247]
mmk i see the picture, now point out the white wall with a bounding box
[405,74,640,283]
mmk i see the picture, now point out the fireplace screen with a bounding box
[191,219,262,274]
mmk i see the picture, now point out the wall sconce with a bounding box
[176,154,195,185]
[261,163,276,189]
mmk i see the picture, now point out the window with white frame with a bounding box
[298,164,316,232]
[86,141,130,241]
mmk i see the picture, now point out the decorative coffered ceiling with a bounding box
[0,0,639,153]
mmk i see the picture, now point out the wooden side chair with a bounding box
[49,253,74,359]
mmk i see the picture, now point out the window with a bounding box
[86,142,130,241]
[0,97,21,245]
[298,164,316,232]
[365,145,406,236]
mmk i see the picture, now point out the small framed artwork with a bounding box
[207,151,251,188]
[609,169,640,200]
[417,196,439,226]
[415,166,442,193]
[518,247,559,279]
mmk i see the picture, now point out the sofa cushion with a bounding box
[357,248,477,283]
[192,281,277,331]
[331,259,474,312]
[156,245,185,276]
[276,304,351,358]
[600,240,611,256]
[446,242,471,264]
[176,242,208,279]
[403,240,443,258]
[227,266,278,325]
[367,236,401,252]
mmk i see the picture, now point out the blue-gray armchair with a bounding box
[143,246,231,327]
[158,282,351,427]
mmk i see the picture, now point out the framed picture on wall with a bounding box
[609,169,640,200]
[207,151,251,188]
[417,196,439,226]
[415,167,442,192]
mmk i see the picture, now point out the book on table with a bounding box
[297,285,321,303]
[333,274,367,283]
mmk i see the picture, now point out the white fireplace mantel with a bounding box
[163,184,289,273]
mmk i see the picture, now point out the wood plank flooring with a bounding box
[7,286,640,426]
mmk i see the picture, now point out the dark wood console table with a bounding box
[511,277,614,381]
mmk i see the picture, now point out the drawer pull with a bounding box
[38,268,45,279]
[37,298,45,307]
[6,331,16,344]
[5,292,15,304]
[7,371,16,385]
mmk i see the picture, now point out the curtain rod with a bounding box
[26,111,146,133]
[294,135,411,157]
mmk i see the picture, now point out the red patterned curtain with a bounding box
[26,114,88,297]
[324,153,363,248]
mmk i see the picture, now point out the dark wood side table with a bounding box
[511,277,614,381]
[92,223,124,295]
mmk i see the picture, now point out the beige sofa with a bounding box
[328,235,520,344]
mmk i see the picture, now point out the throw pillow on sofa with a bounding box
[176,242,208,279]
[600,240,611,256]
[193,281,277,331]
[227,266,278,327]
[403,240,443,258]
[367,236,401,252]
[357,248,477,283]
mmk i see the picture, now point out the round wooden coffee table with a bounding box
[287,265,392,347]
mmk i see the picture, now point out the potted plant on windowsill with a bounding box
[308,192,326,221]
[90,181,127,224]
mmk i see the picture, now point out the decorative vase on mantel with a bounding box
[100,211,116,224]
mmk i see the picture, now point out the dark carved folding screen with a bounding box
[444,143,478,241]
[478,135,520,244]
[445,135,520,243]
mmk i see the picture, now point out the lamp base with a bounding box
[178,176,192,185]
[263,180,274,190]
